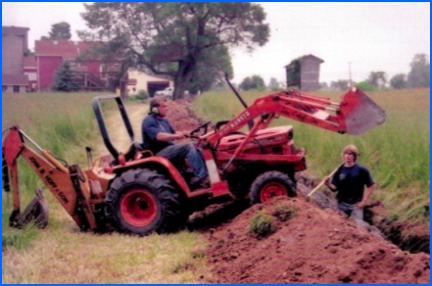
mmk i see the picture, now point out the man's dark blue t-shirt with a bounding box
[141,114,175,154]
[331,164,374,204]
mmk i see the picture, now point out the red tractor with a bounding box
[2,85,385,235]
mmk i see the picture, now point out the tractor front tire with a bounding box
[249,171,296,204]
[105,168,185,235]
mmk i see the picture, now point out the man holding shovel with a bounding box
[324,144,377,220]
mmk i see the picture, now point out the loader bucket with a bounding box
[339,88,386,135]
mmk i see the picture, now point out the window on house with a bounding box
[13,86,20,93]
[2,86,7,92]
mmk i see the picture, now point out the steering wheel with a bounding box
[189,121,212,138]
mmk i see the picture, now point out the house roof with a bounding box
[301,54,324,63]
[2,26,29,36]
[2,74,29,85]
[35,40,96,60]
[285,54,324,67]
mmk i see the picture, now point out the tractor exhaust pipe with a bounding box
[225,73,254,130]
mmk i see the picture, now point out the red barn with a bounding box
[35,40,121,91]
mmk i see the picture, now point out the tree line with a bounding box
[235,53,429,92]
[42,4,428,94]
[329,54,429,91]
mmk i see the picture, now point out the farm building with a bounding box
[285,54,324,91]
[34,40,122,92]
[2,26,29,93]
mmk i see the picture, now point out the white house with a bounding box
[127,68,173,97]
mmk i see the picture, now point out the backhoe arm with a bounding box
[2,126,97,231]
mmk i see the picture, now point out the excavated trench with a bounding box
[296,173,430,255]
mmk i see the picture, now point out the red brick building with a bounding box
[2,26,30,93]
[34,40,121,91]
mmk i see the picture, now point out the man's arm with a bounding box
[356,183,377,208]
[156,131,187,142]
[324,177,337,192]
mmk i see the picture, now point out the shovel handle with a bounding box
[307,165,341,197]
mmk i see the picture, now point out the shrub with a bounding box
[249,211,276,237]
[136,90,149,100]
[273,204,297,222]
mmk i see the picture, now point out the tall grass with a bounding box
[2,92,102,249]
[193,88,430,224]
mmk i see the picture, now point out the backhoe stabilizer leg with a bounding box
[9,188,49,229]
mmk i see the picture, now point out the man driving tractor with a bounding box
[141,96,210,190]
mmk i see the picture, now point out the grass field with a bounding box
[193,88,430,224]
[1,88,429,283]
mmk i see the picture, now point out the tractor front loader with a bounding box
[2,86,386,236]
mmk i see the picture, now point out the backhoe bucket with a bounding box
[340,88,386,135]
[9,188,49,229]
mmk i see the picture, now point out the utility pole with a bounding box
[348,61,352,87]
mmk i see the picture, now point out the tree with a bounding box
[330,80,349,90]
[268,77,281,91]
[187,45,233,94]
[239,77,252,90]
[407,54,430,88]
[46,22,72,40]
[79,3,270,99]
[51,62,80,92]
[390,74,407,89]
[367,71,387,89]
[240,75,265,90]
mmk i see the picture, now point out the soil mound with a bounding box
[204,197,430,284]
[166,98,430,284]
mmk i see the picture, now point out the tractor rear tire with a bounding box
[105,168,185,235]
[249,171,296,204]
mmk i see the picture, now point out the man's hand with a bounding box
[174,131,188,140]
[324,177,337,192]
[356,200,367,208]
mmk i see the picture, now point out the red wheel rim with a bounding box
[260,182,288,202]
[120,189,158,227]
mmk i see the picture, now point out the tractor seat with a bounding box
[124,142,153,161]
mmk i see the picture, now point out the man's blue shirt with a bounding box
[141,114,175,154]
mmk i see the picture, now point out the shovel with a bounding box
[307,165,341,197]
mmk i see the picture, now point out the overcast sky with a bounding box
[3,2,430,85]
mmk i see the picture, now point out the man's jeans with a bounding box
[157,142,208,179]
[337,201,364,221]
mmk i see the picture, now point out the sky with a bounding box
[2,2,430,85]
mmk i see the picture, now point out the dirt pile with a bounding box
[166,99,430,284]
[204,197,430,284]
[165,99,206,131]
